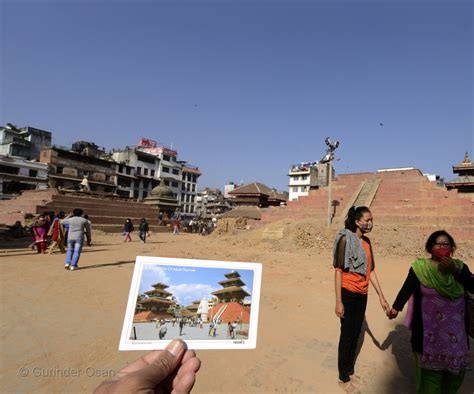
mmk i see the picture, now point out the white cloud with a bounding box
[168,283,218,306]
[139,266,171,294]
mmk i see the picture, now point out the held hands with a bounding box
[387,308,398,320]
[379,296,390,314]
[335,300,344,318]
[94,339,200,394]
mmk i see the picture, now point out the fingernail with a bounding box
[166,339,185,357]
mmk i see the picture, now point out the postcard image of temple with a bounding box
[130,266,254,341]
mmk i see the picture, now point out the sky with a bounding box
[1,0,472,191]
[138,264,254,306]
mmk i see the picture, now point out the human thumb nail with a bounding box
[166,339,186,357]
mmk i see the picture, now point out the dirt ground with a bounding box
[1,220,472,393]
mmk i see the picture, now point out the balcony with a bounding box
[288,161,318,175]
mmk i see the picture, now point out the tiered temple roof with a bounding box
[212,271,250,303]
[446,152,474,192]
[137,282,175,314]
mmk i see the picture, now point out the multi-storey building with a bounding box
[195,188,232,217]
[111,147,161,199]
[0,155,48,199]
[0,124,52,160]
[40,146,117,193]
[288,161,333,201]
[180,163,201,215]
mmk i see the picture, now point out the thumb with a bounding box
[135,339,187,385]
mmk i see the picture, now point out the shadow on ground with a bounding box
[78,260,135,270]
[355,321,415,393]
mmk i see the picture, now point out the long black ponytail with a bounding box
[344,206,371,232]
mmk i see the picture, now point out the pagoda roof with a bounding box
[229,182,273,196]
[211,286,250,296]
[138,298,174,305]
[268,189,288,202]
[151,282,169,289]
[445,175,474,186]
[452,152,474,172]
[218,278,245,287]
[224,271,241,278]
[144,289,172,297]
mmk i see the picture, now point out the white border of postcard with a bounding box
[119,256,262,350]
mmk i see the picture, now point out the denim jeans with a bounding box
[66,239,84,267]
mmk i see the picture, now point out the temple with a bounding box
[211,271,250,303]
[445,152,474,202]
[208,271,251,324]
[134,282,175,321]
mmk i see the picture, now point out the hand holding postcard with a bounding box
[119,256,262,350]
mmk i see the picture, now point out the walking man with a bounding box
[61,208,91,271]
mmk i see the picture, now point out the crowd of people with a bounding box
[26,210,92,256]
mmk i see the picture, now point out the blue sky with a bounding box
[1,0,472,190]
[139,264,254,306]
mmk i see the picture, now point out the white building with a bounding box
[112,139,201,208]
[180,164,201,216]
[111,148,161,199]
[288,161,333,201]
[0,125,52,160]
[0,155,48,199]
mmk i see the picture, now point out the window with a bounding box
[136,167,141,175]
[162,166,169,173]
[301,175,307,181]
[143,180,149,188]
[293,187,298,192]
[144,168,148,176]
[171,181,178,188]
[187,174,192,182]
[56,166,64,174]
[143,191,148,199]
[126,167,131,175]
[151,170,155,177]
[29,169,38,177]
[172,169,180,175]
[192,184,196,192]
[105,175,111,182]
[294,176,299,181]
[193,175,197,183]
[119,165,123,173]
[163,155,170,161]
[164,180,170,186]
[0,165,19,174]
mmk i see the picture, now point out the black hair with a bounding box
[73,208,83,216]
[58,211,65,219]
[141,218,146,222]
[425,230,456,253]
[344,206,371,232]
[83,214,89,220]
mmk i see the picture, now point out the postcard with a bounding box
[119,256,262,350]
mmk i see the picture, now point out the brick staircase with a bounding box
[260,169,474,241]
[0,189,171,233]
[208,302,250,324]
[0,189,59,226]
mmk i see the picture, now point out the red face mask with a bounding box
[431,247,451,262]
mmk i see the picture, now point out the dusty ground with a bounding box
[1,220,473,393]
